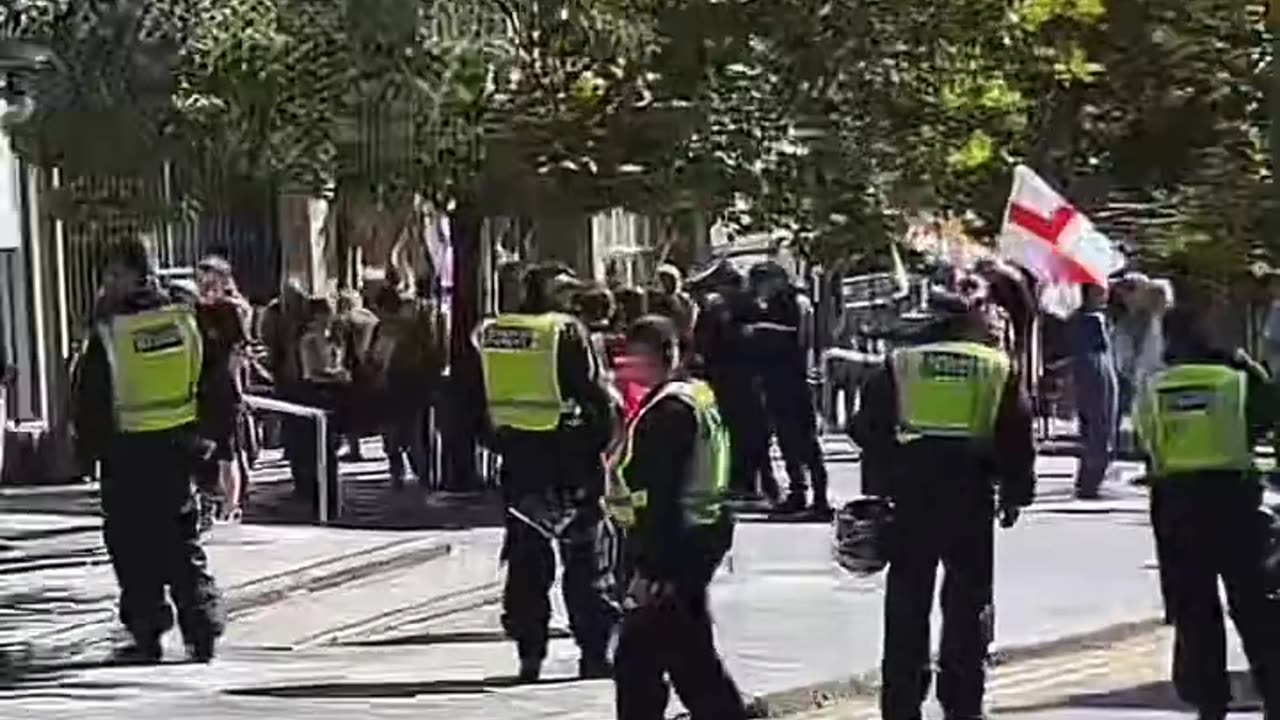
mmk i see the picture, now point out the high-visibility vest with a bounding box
[97,305,202,434]
[1135,363,1251,475]
[607,380,730,529]
[891,341,1011,440]
[474,313,574,432]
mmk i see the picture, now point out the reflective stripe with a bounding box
[608,380,728,529]
[749,322,798,333]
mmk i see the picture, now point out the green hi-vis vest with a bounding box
[1134,364,1251,476]
[891,341,1011,441]
[607,380,730,530]
[475,313,573,432]
[98,305,202,434]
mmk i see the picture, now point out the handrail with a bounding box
[242,394,336,524]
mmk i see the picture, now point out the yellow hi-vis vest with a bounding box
[1134,364,1251,476]
[474,313,573,432]
[891,341,1011,440]
[97,305,202,434]
[607,380,730,529]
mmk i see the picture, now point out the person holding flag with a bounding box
[997,165,1125,498]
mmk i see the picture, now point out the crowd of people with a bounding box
[57,234,1280,719]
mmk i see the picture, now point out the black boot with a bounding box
[775,492,807,514]
[185,634,217,663]
[517,656,542,684]
[110,636,162,665]
[578,654,612,680]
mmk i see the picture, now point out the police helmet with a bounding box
[686,259,742,293]
[166,278,199,305]
[833,497,894,576]
[520,261,584,312]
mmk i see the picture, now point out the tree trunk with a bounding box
[441,200,483,492]
[278,192,336,297]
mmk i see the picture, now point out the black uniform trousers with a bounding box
[1151,476,1280,716]
[100,431,225,645]
[762,368,828,502]
[615,517,745,720]
[711,373,778,500]
[881,485,995,720]
[500,489,620,663]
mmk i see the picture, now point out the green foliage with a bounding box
[0,0,1273,285]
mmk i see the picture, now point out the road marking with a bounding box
[787,627,1172,719]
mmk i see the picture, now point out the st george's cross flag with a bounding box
[998,165,1125,317]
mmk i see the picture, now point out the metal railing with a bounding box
[242,394,337,524]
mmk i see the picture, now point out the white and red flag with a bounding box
[998,165,1124,317]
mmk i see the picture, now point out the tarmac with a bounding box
[0,434,1265,719]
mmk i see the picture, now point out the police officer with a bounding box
[689,261,779,504]
[468,262,620,682]
[852,283,1035,720]
[1134,319,1280,720]
[71,238,224,663]
[749,262,831,517]
[607,315,745,720]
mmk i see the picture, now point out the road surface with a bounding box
[0,436,1262,718]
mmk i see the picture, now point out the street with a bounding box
[0,437,1266,719]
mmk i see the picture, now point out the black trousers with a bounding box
[1152,479,1280,715]
[881,499,995,720]
[712,374,778,499]
[500,501,620,662]
[280,385,339,517]
[763,369,828,502]
[100,433,225,645]
[615,521,744,720]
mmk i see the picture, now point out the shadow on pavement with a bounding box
[346,627,570,648]
[0,486,100,517]
[223,674,592,698]
[242,475,506,531]
[997,671,1261,715]
[1036,507,1150,517]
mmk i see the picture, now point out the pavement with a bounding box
[0,434,1268,719]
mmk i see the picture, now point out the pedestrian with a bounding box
[193,255,250,525]
[852,280,1036,720]
[261,280,310,497]
[1135,317,1280,720]
[367,283,433,487]
[615,285,649,330]
[749,262,831,517]
[689,261,779,505]
[1071,283,1119,498]
[335,289,378,461]
[577,283,617,369]
[70,238,224,663]
[465,262,621,682]
[649,264,697,343]
[297,296,348,515]
[606,315,745,720]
